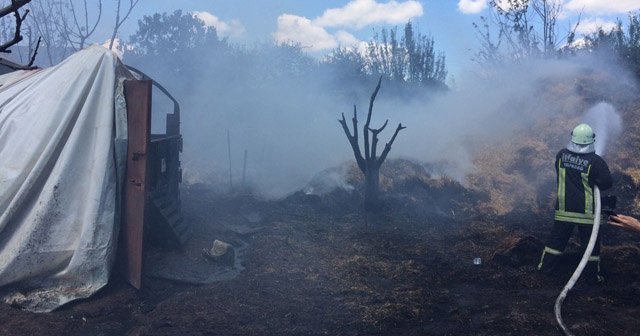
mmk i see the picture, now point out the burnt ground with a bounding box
[1,183,640,336]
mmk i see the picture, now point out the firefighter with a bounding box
[538,123,613,284]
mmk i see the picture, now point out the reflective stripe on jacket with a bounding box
[554,148,612,224]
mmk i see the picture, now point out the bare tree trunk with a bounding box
[364,166,380,211]
[338,77,405,213]
[227,129,233,191]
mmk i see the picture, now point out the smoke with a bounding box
[581,102,623,156]
[176,49,354,197]
[168,48,636,198]
[367,56,634,180]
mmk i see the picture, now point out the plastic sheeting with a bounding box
[0,46,131,312]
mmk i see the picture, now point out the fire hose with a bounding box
[554,186,601,336]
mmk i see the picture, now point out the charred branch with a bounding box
[369,119,389,161]
[28,36,41,66]
[0,0,30,18]
[363,76,382,161]
[351,105,358,148]
[378,123,406,165]
[338,108,366,172]
[0,0,31,53]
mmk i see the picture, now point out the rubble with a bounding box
[203,240,236,267]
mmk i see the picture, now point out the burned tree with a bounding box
[339,77,405,211]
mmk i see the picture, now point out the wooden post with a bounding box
[122,80,151,289]
[227,129,233,191]
[242,149,247,187]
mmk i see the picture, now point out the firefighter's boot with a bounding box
[584,258,604,285]
[538,247,563,275]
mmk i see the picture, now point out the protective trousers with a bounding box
[538,220,602,283]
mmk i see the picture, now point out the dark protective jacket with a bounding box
[554,148,612,224]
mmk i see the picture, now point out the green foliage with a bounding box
[129,10,224,56]
[325,21,448,89]
[494,0,538,58]
[476,0,640,78]
[127,10,317,82]
[367,22,447,86]
[616,14,640,77]
[125,10,235,106]
[125,10,324,109]
[247,42,319,83]
[584,13,640,77]
[324,46,366,81]
[473,0,566,64]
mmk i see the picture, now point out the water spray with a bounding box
[582,102,622,156]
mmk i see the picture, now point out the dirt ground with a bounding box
[1,183,640,336]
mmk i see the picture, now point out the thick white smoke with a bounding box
[178,52,635,198]
[368,56,634,180]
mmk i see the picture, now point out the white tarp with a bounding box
[0,46,130,312]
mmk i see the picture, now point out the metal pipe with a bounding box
[125,65,180,121]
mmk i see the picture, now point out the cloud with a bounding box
[493,0,517,12]
[575,17,618,35]
[273,1,422,52]
[273,14,340,51]
[335,30,361,46]
[565,0,640,14]
[458,0,488,14]
[192,11,246,38]
[314,0,423,29]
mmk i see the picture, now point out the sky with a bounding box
[94,0,640,78]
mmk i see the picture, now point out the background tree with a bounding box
[322,46,367,98]
[59,0,102,51]
[584,13,640,78]
[125,9,232,108]
[325,21,447,91]
[473,0,574,63]
[128,10,223,57]
[531,0,562,56]
[246,42,317,86]
[324,46,365,79]
[27,0,69,65]
[365,22,447,87]
[23,0,139,65]
[6,0,103,64]
[472,15,503,65]
[338,77,405,211]
[108,0,139,50]
[492,0,538,59]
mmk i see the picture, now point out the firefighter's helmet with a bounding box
[571,123,595,145]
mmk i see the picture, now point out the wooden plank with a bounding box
[122,80,152,289]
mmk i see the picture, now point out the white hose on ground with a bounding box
[554,186,601,336]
